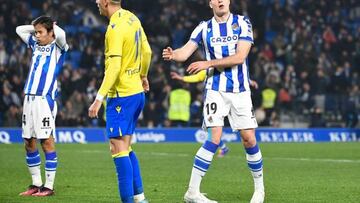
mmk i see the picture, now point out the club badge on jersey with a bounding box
[190,14,254,93]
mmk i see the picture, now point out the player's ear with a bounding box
[104,0,110,7]
[49,29,55,38]
[209,0,213,9]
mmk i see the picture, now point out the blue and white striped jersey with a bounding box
[24,35,67,99]
[190,14,253,93]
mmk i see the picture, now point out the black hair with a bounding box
[32,15,54,33]
[111,0,121,4]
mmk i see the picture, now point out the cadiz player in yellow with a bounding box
[89,0,152,202]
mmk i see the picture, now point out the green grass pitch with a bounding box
[0,143,359,203]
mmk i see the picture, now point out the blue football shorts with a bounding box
[106,92,145,138]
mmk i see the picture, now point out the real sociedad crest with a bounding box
[232,23,239,31]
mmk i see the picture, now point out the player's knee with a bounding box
[24,139,37,152]
[243,140,256,148]
[109,137,131,154]
[242,136,256,148]
[208,127,222,144]
[40,138,55,152]
[109,139,123,154]
[110,144,119,154]
[210,137,221,145]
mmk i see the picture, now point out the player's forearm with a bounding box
[183,70,206,83]
[208,52,246,69]
[172,48,190,62]
[140,44,152,76]
[172,41,196,62]
[96,57,121,101]
[208,41,252,69]
[16,25,34,43]
[54,25,68,50]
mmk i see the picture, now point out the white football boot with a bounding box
[184,190,218,203]
[250,190,265,203]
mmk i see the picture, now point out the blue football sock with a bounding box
[26,149,42,187]
[245,144,263,172]
[189,141,218,193]
[26,150,41,167]
[129,150,144,195]
[44,151,57,190]
[245,144,264,190]
[113,151,134,203]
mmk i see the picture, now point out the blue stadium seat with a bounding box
[31,9,40,18]
[69,50,82,69]
[64,26,78,36]
[96,26,107,34]
[72,11,84,25]
[78,26,92,34]
[265,31,277,43]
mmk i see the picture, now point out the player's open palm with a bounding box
[162,47,173,60]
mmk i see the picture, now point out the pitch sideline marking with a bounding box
[141,152,360,164]
[79,150,360,163]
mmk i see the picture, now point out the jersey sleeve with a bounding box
[97,56,122,98]
[238,16,254,44]
[16,25,36,49]
[140,26,152,76]
[189,21,205,46]
[183,70,206,83]
[97,25,125,98]
[54,25,69,52]
[107,24,124,57]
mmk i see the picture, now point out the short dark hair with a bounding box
[32,15,54,33]
[111,0,121,4]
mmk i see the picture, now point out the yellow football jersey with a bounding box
[98,9,152,98]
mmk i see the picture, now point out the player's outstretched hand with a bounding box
[170,72,183,81]
[187,61,209,74]
[88,99,102,118]
[162,47,173,61]
[141,76,150,92]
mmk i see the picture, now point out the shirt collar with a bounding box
[110,8,123,22]
[212,13,232,24]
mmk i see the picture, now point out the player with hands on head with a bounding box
[16,15,68,197]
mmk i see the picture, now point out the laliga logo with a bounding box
[133,132,166,143]
[195,129,208,143]
[210,35,238,46]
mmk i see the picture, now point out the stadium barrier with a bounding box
[0,128,359,144]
